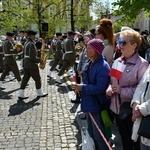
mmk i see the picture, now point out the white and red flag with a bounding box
[109,60,126,79]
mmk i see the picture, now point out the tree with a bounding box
[90,0,110,23]
[74,0,93,32]
[112,0,150,21]
[0,0,94,36]
[113,20,124,33]
[0,0,61,37]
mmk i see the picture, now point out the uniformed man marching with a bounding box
[18,30,48,99]
[55,31,76,84]
[0,32,22,89]
[47,32,63,78]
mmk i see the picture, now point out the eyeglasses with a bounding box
[118,41,128,46]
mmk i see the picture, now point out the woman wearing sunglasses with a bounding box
[106,29,149,150]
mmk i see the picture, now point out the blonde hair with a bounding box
[120,30,142,49]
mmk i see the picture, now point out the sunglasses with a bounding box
[118,41,128,46]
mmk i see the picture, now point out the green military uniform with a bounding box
[19,30,47,99]
[50,37,63,71]
[0,42,4,72]
[58,37,75,76]
[20,38,41,89]
[0,33,21,83]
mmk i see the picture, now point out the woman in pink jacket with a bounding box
[106,29,149,150]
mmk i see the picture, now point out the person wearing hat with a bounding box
[71,32,93,104]
[18,30,48,99]
[61,33,67,53]
[0,32,22,89]
[47,32,63,78]
[55,30,76,84]
[72,39,110,149]
[18,30,27,46]
[17,30,27,73]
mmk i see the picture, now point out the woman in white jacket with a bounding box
[131,66,150,149]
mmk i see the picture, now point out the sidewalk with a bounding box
[0,59,122,150]
[0,59,81,150]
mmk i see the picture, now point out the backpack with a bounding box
[145,48,150,63]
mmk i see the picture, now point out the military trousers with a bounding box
[58,59,75,76]
[50,56,62,71]
[0,62,21,82]
[20,67,41,89]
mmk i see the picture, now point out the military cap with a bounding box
[62,34,67,39]
[56,32,62,36]
[67,31,75,36]
[19,30,25,33]
[27,30,37,35]
[6,32,15,36]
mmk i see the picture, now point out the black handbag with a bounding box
[116,79,132,120]
[119,101,132,120]
[138,82,150,139]
[138,115,150,139]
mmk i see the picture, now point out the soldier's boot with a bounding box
[47,70,52,78]
[9,71,14,77]
[55,65,60,72]
[18,89,28,100]
[67,69,73,77]
[0,81,5,90]
[55,75,62,84]
[36,89,48,98]
[8,74,15,81]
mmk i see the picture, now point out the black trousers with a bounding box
[74,62,81,99]
[0,54,4,72]
[20,68,41,89]
[115,114,140,150]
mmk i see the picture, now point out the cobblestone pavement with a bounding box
[0,59,81,150]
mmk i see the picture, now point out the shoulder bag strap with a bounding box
[144,82,149,97]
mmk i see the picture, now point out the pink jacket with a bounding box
[109,53,149,114]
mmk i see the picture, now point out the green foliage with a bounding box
[113,20,124,33]
[0,0,93,36]
[74,0,93,31]
[112,0,150,21]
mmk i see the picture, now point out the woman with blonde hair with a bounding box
[106,29,149,150]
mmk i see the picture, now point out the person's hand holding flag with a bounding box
[107,59,126,96]
[109,59,126,80]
